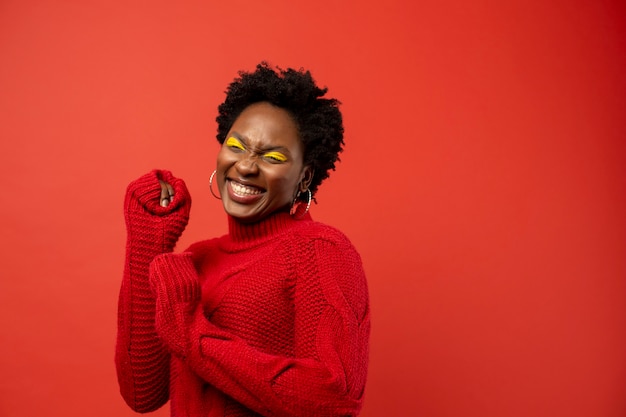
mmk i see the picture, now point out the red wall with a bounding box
[1,1,625,416]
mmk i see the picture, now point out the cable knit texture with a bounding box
[115,170,370,417]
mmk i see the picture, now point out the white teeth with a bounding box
[230,181,262,196]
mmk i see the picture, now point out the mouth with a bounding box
[229,179,263,195]
[227,179,265,202]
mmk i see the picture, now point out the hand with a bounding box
[125,170,191,215]
[159,180,175,207]
[124,170,192,251]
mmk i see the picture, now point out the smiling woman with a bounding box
[216,102,311,223]
[114,63,370,417]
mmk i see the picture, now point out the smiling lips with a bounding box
[228,179,264,201]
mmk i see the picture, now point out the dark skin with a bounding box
[159,102,312,215]
[159,180,175,207]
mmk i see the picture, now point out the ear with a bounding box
[299,166,314,192]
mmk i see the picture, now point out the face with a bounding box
[216,101,312,223]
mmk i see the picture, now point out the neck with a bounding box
[227,210,312,244]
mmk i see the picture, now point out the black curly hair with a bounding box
[216,62,344,200]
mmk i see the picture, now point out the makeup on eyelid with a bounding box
[264,151,287,162]
[226,137,244,150]
[226,136,288,162]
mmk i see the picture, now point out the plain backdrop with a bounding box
[1,1,625,416]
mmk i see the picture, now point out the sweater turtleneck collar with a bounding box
[223,210,312,250]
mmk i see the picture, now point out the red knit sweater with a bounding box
[115,170,370,417]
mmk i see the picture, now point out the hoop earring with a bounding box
[290,189,311,219]
[209,170,221,200]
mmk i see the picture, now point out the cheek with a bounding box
[215,150,232,186]
[270,167,302,195]
[216,148,235,169]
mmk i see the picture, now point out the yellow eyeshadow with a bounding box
[226,137,244,150]
[264,151,287,162]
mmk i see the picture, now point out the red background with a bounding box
[1,1,625,416]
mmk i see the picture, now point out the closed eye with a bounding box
[226,137,245,151]
[263,151,287,162]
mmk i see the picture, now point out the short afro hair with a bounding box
[216,62,344,199]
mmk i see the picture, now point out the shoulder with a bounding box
[290,219,358,251]
[304,220,363,271]
[305,221,363,269]
[287,219,365,277]
[279,219,364,268]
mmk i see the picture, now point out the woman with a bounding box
[115,63,370,417]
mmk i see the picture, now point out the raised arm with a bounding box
[149,235,370,417]
[115,169,191,412]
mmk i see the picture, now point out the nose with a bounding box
[235,154,259,176]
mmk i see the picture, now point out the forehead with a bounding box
[229,102,302,150]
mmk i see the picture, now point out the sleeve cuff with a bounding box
[149,252,200,303]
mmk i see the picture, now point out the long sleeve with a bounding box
[161,233,370,416]
[115,170,191,412]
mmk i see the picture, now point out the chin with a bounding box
[225,206,264,223]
